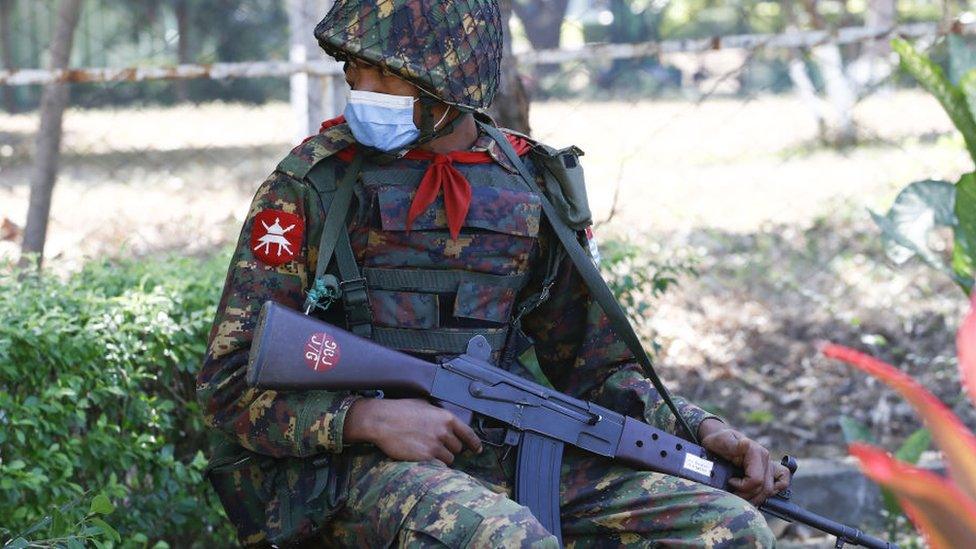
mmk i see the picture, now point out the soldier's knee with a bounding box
[714,497,775,548]
[467,502,559,548]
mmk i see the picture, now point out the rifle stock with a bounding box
[247,301,436,394]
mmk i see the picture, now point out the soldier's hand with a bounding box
[344,398,482,466]
[698,418,791,506]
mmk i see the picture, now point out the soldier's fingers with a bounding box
[432,446,455,467]
[451,419,483,453]
[703,431,739,463]
[739,440,766,494]
[746,449,773,505]
[440,431,463,455]
[772,463,791,493]
[761,459,775,499]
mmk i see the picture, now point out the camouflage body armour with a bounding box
[199,121,775,547]
[340,157,538,359]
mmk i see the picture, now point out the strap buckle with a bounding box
[304,275,342,315]
[339,277,373,335]
[339,277,369,307]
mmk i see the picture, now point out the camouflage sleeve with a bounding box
[519,228,720,438]
[197,172,359,458]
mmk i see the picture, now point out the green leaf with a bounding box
[894,428,932,465]
[955,172,976,293]
[881,487,902,518]
[89,493,115,516]
[190,450,208,470]
[4,538,29,549]
[90,517,121,543]
[870,179,957,272]
[745,410,775,424]
[839,416,876,445]
[65,538,85,549]
[893,38,976,163]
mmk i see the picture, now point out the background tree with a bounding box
[512,0,570,80]
[20,0,85,269]
[0,0,14,112]
[512,0,570,51]
[173,0,193,102]
[491,0,532,134]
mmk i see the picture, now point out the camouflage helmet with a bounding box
[315,0,503,112]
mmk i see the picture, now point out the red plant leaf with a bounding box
[850,443,976,549]
[960,292,976,408]
[823,343,976,501]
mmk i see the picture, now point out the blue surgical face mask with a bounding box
[343,90,420,152]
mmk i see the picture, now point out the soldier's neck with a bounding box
[419,113,478,154]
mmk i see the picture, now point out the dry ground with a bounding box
[1,90,971,459]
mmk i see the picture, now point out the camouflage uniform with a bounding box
[198,0,773,546]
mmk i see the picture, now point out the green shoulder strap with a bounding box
[477,122,698,443]
[304,153,373,339]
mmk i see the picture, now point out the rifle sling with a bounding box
[307,155,373,338]
[477,122,698,444]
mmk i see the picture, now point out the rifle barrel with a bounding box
[761,497,897,549]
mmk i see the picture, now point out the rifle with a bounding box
[247,301,897,549]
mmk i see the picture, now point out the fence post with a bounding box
[287,0,344,142]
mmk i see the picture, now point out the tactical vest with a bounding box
[280,124,570,367]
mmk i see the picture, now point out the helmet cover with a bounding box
[315,0,503,111]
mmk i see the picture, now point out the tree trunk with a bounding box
[19,0,84,269]
[785,0,827,141]
[850,0,896,91]
[788,53,828,141]
[174,0,191,102]
[511,0,568,51]
[512,0,569,80]
[800,0,858,146]
[288,0,342,141]
[812,44,857,145]
[490,0,531,134]
[0,0,15,113]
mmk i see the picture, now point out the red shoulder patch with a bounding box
[250,210,304,266]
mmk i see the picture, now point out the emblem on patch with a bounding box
[304,332,341,372]
[251,210,304,266]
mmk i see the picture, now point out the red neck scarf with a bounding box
[316,116,532,239]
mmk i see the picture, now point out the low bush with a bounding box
[0,252,235,547]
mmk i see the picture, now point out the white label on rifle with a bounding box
[683,453,714,477]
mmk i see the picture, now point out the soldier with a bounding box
[198,0,790,547]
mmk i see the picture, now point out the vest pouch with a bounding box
[205,440,276,547]
[532,144,592,230]
[265,453,352,546]
[206,437,351,547]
